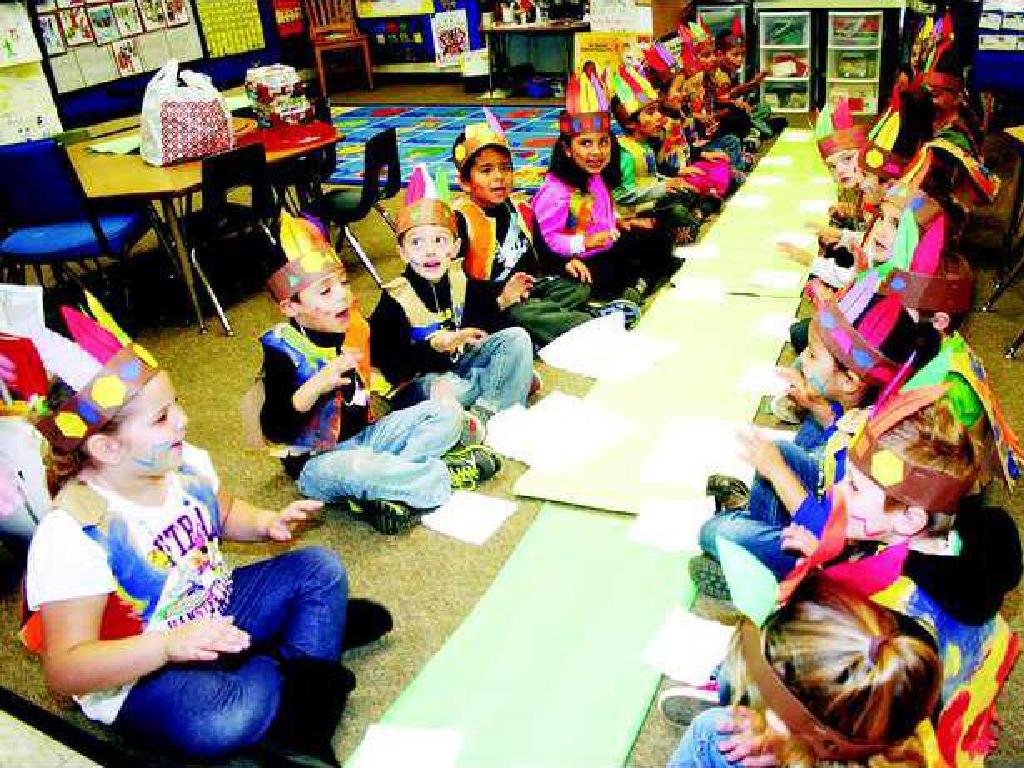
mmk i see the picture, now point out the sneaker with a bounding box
[529,369,543,399]
[591,298,641,329]
[689,554,733,601]
[705,474,749,512]
[363,498,420,535]
[444,444,503,490]
[770,392,803,425]
[342,598,394,651]
[658,684,719,726]
[460,410,487,446]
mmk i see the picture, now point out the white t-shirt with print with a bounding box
[25,445,232,725]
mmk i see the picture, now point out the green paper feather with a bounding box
[887,207,919,272]
[434,167,451,206]
[905,342,953,390]
[944,373,984,428]
[716,538,779,627]
[814,102,833,141]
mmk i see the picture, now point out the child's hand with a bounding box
[312,349,362,395]
[676,166,707,178]
[717,706,782,767]
[737,429,789,481]
[805,278,834,306]
[566,258,592,284]
[776,242,813,266]
[807,222,840,244]
[781,523,820,559]
[620,217,656,232]
[498,272,534,309]
[430,328,488,355]
[261,499,322,541]
[584,231,617,251]
[164,616,250,663]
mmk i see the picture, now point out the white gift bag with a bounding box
[140,59,233,167]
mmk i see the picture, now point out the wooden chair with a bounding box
[304,0,374,97]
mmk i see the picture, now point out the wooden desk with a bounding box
[479,20,589,96]
[982,126,1024,358]
[68,120,339,333]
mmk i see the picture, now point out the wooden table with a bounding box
[479,19,589,96]
[981,125,1024,358]
[68,119,340,333]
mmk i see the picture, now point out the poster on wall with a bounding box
[0,62,63,144]
[87,4,121,45]
[431,9,469,68]
[356,0,436,20]
[194,0,265,57]
[574,32,648,73]
[0,3,44,66]
[39,0,204,91]
[588,0,651,33]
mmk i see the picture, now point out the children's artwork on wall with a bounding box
[273,0,303,38]
[59,7,94,45]
[195,0,265,57]
[0,2,44,66]
[111,35,142,75]
[111,0,144,36]
[87,4,120,45]
[38,13,66,55]
[75,38,114,82]
[136,0,166,31]
[163,0,190,27]
[35,1,58,12]
[431,9,469,68]
[0,62,62,144]
[48,45,84,89]
[56,0,84,7]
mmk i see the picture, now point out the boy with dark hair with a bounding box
[256,212,498,535]
[450,110,634,344]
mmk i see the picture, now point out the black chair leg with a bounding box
[340,225,384,288]
[1007,325,1024,359]
[983,248,1024,311]
[188,246,233,336]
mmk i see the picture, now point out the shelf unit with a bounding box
[758,10,812,113]
[824,10,882,115]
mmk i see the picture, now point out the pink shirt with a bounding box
[532,172,617,259]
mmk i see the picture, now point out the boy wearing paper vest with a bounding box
[748,335,1022,768]
[450,110,622,346]
[695,273,940,585]
[370,165,534,428]
[257,212,495,535]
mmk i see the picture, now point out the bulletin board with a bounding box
[974,0,1024,92]
[0,3,62,145]
[31,0,203,94]
[193,0,265,57]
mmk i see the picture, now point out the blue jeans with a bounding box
[704,135,745,170]
[116,547,348,759]
[406,327,534,418]
[667,707,735,768]
[699,438,822,579]
[298,398,463,510]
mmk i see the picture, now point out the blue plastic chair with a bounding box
[0,139,150,317]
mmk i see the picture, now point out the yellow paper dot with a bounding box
[943,642,961,679]
[871,449,905,487]
[91,375,127,409]
[866,148,884,169]
[55,412,88,439]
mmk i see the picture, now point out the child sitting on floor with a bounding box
[533,68,675,303]
[370,165,535,427]
[665,575,941,768]
[607,63,706,246]
[21,298,392,765]
[751,335,1022,767]
[697,273,941,582]
[257,211,496,535]
[450,109,635,344]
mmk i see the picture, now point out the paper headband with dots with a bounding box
[267,212,345,302]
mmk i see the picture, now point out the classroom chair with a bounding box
[0,138,150,322]
[184,143,278,336]
[304,0,374,97]
[318,127,401,288]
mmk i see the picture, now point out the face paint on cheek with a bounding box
[133,440,178,471]
[804,369,830,397]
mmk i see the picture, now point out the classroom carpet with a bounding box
[330,104,563,190]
